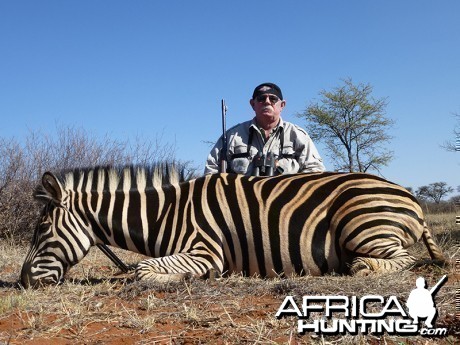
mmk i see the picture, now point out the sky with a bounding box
[1,1,459,194]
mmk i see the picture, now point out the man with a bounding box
[406,277,437,328]
[204,82,325,176]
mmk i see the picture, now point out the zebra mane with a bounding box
[35,162,192,200]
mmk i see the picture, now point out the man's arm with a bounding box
[298,136,326,173]
[278,124,325,174]
[204,137,223,175]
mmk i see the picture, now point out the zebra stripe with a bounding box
[21,165,446,287]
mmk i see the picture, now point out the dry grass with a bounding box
[0,212,459,344]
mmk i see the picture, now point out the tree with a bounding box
[442,112,460,152]
[450,194,460,206]
[298,78,394,173]
[415,182,454,204]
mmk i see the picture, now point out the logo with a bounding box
[276,275,448,337]
[406,275,446,328]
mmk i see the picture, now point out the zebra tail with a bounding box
[421,223,448,266]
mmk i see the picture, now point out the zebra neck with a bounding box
[84,181,193,257]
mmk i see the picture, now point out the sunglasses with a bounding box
[256,94,280,104]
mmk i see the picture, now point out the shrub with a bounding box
[0,125,194,242]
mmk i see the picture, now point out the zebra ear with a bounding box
[40,172,64,202]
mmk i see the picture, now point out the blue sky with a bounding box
[1,1,458,193]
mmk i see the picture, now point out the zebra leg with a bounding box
[350,253,416,276]
[135,252,218,283]
[345,233,417,276]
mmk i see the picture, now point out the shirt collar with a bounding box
[250,117,284,132]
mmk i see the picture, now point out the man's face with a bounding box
[250,89,286,124]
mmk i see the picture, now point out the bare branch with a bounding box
[0,124,184,241]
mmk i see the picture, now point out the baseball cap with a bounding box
[252,82,283,100]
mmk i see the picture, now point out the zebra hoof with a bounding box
[350,258,373,276]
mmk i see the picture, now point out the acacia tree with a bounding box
[415,182,454,204]
[298,78,394,173]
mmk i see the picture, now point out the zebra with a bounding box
[21,164,446,287]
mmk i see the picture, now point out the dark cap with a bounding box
[252,82,283,100]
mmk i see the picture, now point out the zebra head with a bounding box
[21,172,94,288]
